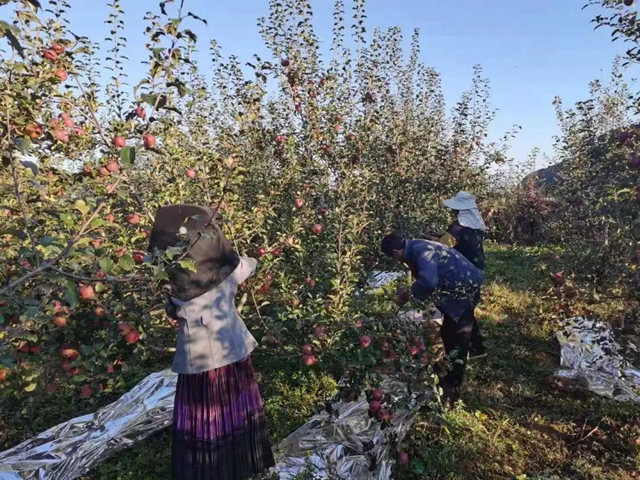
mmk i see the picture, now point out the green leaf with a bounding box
[60,213,74,227]
[74,199,90,215]
[15,137,31,155]
[118,254,135,272]
[0,354,15,368]
[119,146,136,167]
[187,11,207,25]
[167,80,191,97]
[0,314,4,325]
[64,282,79,308]
[20,160,37,177]
[24,382,37,392]
[178,258,197,273]
[0,20,24,57]
[140,93,158,107]
[25,0,42,10]
[74,237,94,248]
[99,257,115,274]
[73,374,87,383]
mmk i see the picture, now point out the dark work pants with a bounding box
[440,305,475,386]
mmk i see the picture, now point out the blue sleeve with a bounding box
[411,250,439,300]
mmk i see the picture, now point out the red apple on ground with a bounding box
[113,136,126,148]
[312,224,323,235]
[142,134,155,149]
[135,106,146,119]
[318,207,328,216]
[126,213,140,225]
[95,306,107,318]
[355,319,364,329]
[409,345,421,356]
[272,248,283,257]
[105,214,115,223]
[301,354,316,366]
[369,401,382,413]
[125,329,140,344]
[398,450,409,466]
[133,252,145,264]
[301,344,314,355]
[186,168,197,179]
[294,198,305,209]
[359,335,372,348]
[0,368,8,382]
[79,285,95,301]
[257,247,267,258]
[305,278,316,288]
[53,315,67,328]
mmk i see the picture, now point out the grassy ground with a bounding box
[4,244,640,479]
[403,244,640,480]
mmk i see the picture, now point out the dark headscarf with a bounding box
[148,204,240,301]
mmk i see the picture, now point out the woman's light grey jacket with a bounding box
[169,257,259,374]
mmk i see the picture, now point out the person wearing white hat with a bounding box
[431,191,487,360]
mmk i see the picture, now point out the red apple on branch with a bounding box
[55,69,68,82]
[301,354,316,366]
[113,136,126,148]
[125,329,140,344]
[79,285,95,301]
[143,134,155,149]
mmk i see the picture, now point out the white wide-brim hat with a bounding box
[443,191,478,211]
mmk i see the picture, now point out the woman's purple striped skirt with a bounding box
[172,356,275,480]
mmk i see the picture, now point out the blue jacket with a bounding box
[403,239,484,319]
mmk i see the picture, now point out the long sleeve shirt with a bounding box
[403,239,484,319]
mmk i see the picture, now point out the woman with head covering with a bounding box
[148,204,274,480]
[431,191,487,360]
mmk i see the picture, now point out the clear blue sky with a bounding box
[61,0,634,167]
